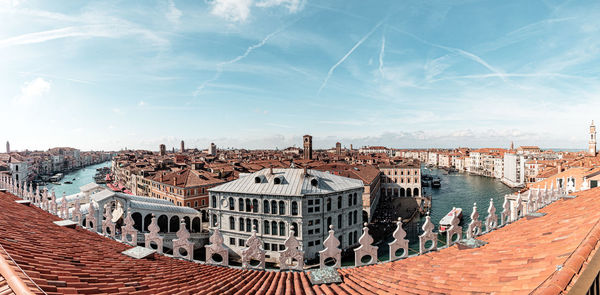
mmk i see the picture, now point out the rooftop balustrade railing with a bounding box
[0,176,569,272]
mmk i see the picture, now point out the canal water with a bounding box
[369,166,518,262]
[44,161,110,196]
[419,166,518,233]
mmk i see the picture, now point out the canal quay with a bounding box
[44,161,110,196]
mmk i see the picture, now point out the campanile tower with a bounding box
[303,135,313,160]
[590,121,597,156]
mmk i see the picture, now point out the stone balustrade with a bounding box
[0,176,570,272]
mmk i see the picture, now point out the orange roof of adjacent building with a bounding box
[2,186,600,294]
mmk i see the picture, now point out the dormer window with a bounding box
[254,176,261,183]
[274,175,283,184]
[311,178,318,187]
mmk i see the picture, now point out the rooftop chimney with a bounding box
[304,166,308,176]
[269,165,273,175]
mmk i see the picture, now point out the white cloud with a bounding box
[209,0,304,22]
[210,0,252,22]
[0,0,22,8]
[166,0,182,24]
[15,78,51,104]
[256,0,305,13]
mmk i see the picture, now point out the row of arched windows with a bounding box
[325,193,359,212]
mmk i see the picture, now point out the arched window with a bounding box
[279,221,285,236]
[337,214,342,229]
[347,195,352,207]
[238,198,244,211]
[253,219,258,233]
[353,211,358,225]
[413,188,419,197]
[264,200,270,214]
[326,198,331,211]
[279,201,285,215]
[211,196,216,208]
[228,197,234,210]
[245,199,251,212]
[211,214,217,227]
[246,219,251,232]
[264,220,270,234]
[348,232,353,245]
[291,201,298,215]
[229,216,235,230]
[337,196,342,209]
[348,212,352,226]
[407,188,412,197]
[239,218,244,232]
[292,222,298,237]
[252,199,258,213]
[354,230,358,244]
[271,200,277,215]
[353,193,358,206]
[327,217,332,229]
[271,221,277,235]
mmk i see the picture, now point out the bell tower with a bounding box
[589,121,597,156]
[303,135,312,160]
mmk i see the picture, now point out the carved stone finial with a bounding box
[173,220,194,261]
[205,228,228,266]
[60,196,68,219]
[467,203,482,239]
[389,217,408,260]
[319,225,341,268]
[354,223,377,266]
[72,198,83,225]
[514,193,524,221]
[120,211,138,246]
[144,214,164,254]
[279,226,304,271]
[102,204,116,238]
[485,198,497,232]
[446,208,462,246]
[49,191,58,215]
[419,215,437,254]
[86,202,97,231]
[241,225,265,270]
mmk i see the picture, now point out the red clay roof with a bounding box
[1,187,600,294]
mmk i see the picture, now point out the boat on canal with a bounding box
[432,177,441,188]
[439,207,462,231]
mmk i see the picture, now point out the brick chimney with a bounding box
[173,177,177,187]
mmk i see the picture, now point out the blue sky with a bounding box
[1,0,600,151]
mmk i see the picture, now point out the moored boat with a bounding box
[439,208,462,231]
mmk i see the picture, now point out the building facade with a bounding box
[379,163,422,198]
[208,168,364,261]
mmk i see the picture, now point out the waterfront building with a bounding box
[590,121,597,156]
[303,135,313,160]
[208,168,364,261]
[502,152,525,188]
[438,153,450,168]
[379,160,421,198]
[493,157,504,179]
[6,155,28,184]
[427,151,439,166]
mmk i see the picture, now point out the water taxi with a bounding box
[439,208,462,231]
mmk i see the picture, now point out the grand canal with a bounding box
[44,161,110,196]
[419,166,518,232]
